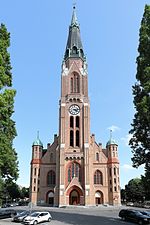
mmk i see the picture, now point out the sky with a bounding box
[0,0,149,189]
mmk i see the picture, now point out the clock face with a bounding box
[69,104,80,115]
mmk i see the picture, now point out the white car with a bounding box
[23,211,52,225]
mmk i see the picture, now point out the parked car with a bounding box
[140,211,150,218]
[142,201,150,209]
[23,211,52,224]
[0,209,17,219]
[12,210,30,222]
[126,202,134,206]
[119,209,150,224]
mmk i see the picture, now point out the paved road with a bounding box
[0,206,136,225]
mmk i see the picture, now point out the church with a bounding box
[30,6,121,207]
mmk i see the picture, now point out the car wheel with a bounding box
[48,217,51,222]
[122,216,126,221]
[138,220,143,225]
[33,220,38,225]
[11,213,15,218]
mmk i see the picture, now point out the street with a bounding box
[0,205,135,225]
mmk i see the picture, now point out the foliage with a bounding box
[129,5,150,199]
[129,5,150,168]
[20,187,29,199]
[121,189,126,202]
[1,180,29,205]
[141,165,150,200]
[5,180,21,200]
[0,23,19,205]
[0,23,18,180]
[125,178,145,202]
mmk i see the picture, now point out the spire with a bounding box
[106,129,117,147]
[71,5,79,27]
[64,5,85,61]
[32,131,43,146]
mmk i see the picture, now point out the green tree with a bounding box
[20,187,29,199]
[125,178,145,202]
[129,5,150,196]
[0,23,19,204]
[141,166,150,200]
[121,189,126,203]
[5,181,21,201]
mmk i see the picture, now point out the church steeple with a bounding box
[71,5,79,26]
[64,6,85,60]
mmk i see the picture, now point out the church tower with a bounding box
[59,6,90,205]
[29,6,121,207]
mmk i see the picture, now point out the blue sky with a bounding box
[1,0,149,188]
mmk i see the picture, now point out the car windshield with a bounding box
[135,211,143,215]
[141,211,150,215]
[19,211,28,216]
[30,212,40,217]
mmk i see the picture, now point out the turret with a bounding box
[32,132,43,161]
[106,131,120,206]
[30,132,43,205]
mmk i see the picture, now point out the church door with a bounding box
[95,191,103,205]
[47,191,54,206]
[69,190,80,205]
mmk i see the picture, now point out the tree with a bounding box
[125,178,145,203]
[121,189,126,203]
[20,187,29,199]
[5,180,21,201]
[129,5,150,187]
[0,24,19,204]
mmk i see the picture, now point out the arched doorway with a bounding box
[47,191,54,206]
[95,191,103,205]
[69,190,80,205]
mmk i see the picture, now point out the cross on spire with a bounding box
[73,0,76,9]
[37,130,39,139]
[110,129,112,140]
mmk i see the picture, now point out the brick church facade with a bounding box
[30,6,121,207]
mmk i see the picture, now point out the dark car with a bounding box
[0,209,17,219]
[12,210,30,222]
[140,211,150,218]
[119,209,150,224]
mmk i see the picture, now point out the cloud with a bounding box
[121,164,134,170]
[107,125,120,132]
[121,134,133,146]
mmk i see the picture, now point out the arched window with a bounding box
[76,130,79,147]
[72,46,78,54]
[50,153,53,162]
[76,116,79,128]
[71,73,80,93]
[68,162,81,182]
[76,76,79,93]
[70,130,74,147]
[94,170,103,185]
[70,116,74,128]
[80,49,84,57]
[34,168,36,176]
[96,153,99,161]
[65,49,69,58]
[68,168,71,182]
[71,78,73,93]
[47,170,56,186]
[114,167,116,175]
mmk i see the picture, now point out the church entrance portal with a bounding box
[47,191,54,206]
[95,191,103,205]
[69,190,80,205]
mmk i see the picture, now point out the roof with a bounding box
[106,138,118,146]
[32,132,43,146]
[64,6,85,60]
[106,130,118,146]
